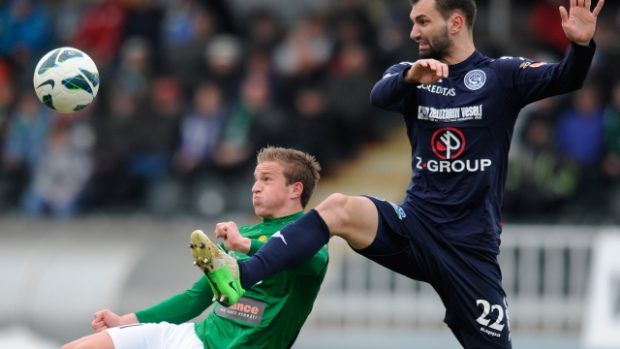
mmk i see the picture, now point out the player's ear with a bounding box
[449,12,465,34]
[290,182,304,199]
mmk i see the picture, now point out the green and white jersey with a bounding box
[135,211,329,349]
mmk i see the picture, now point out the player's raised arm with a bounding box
[559,0,604,45]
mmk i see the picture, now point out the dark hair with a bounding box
[411,0,477,28]
[257,146,321,208]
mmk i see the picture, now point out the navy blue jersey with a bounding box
[370,43,595,253]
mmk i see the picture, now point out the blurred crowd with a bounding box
[0,0,618,223]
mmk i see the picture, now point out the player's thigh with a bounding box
[62,331,114,349]
[106,322,202,349]
[440,255,512,349]
[316,193,378,250]
[351,197,429,280]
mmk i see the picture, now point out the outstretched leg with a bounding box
[239,194,379,288]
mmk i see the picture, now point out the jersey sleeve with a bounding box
[496,42,596,106]
[370,62,417,113]
[135,276,213,324]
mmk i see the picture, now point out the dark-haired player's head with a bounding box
[409,0,477,59]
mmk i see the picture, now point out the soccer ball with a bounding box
[32,47,100,113]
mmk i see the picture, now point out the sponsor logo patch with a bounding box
[415,127,493,173]
[216,297,266,325]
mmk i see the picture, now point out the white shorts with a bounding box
[106,322,203,349]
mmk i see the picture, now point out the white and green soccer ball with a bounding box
[33,47,100,113]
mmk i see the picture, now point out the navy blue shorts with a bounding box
[354,196,512,349]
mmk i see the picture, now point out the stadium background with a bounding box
[0,0,619,348]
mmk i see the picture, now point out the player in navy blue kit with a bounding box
[197,0,605,348]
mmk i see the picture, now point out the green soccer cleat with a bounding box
[189,229,245,306]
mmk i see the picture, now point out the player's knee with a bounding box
[319,193,350,213]
[316,193,356,233]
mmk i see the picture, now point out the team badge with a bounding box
[464,69,486,90]
[389,202,407,220]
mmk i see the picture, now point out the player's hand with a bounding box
[91,309,121,332]
[214,221,250,253]
[405,59,449,85]
[560,0,604,46]
[91,309,137,332]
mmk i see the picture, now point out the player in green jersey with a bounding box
[62,146,327,349]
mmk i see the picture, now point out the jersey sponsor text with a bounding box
[418,104,483,122]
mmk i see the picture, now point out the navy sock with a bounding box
[239,209,330,288]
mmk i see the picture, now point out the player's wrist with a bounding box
[403,67,420,84]
[572,39,591,47]
[121,313,139,325]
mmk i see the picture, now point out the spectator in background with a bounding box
[165,5,218,90]
[555,84,606,214]
[204,34,244,101]
[0,0,52,78]
[324,43,378,155]
[528,0,570,57]
[122,75,184,203]
[242,9,284,53]
[173,81,228,179]
[588,16,620,104]
[556,85,605,168]
[216,72,287,172]
[505,105,579,220]
[0,60,16,149]
[2,94,53,176]
[112,36,153,103]
[2,94,54,210]
[287,85,341,173]
[71,0,127,71]
[602,80,620,219]
[273,15,333,79]
[373,2,419,70]
[121,0,164,68]
[0,67,18,208]
[91,87,142,208]
[21,118,94,218]
[602,81,620,180]
[161,0,199,51]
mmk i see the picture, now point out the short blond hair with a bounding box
[257,146,321,208]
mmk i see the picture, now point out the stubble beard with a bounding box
[419,26,451,60]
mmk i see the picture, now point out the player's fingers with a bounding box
[592,0,604,16]
[559,6,568,23]
[440,63,449,78]
[585,0,591,10]
[214,223,225,238]
[93,324,108,333]
[92,310,106,322]
[570,0,577,9]
[91,317,106,330]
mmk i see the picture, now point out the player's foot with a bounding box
[189,229,245,306]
